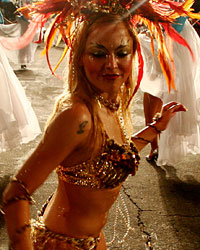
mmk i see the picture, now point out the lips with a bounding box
[102,74,120,80]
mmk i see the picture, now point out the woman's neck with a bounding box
[94,93,120,112]
[100,92,118,102]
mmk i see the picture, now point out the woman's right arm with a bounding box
[2,103,92,250]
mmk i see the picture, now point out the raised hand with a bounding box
[155,102,187,132]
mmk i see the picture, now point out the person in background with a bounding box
[0,0,39,69]
[139,15,200,166]
[0,41,41,152]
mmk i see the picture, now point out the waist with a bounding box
[43,208,108,238]
[42,182,121,237]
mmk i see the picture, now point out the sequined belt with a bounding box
[31,217,100,250]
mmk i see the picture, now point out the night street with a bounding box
[0,44,200,250]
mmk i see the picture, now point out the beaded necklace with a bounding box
[107,107,135,247]
[94,94,130,145]
[95,101,136,246]
[94,94,120,112]
[106,191,135,247]
[116,108,131,145]
[94,94,137,246]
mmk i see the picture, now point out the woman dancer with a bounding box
[1,0,197,249]
[140,17,200,165]
[0,43,41,152]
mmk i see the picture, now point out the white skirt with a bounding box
[0,44,41,152]
[139,20,200,166]
[0,18,39,65]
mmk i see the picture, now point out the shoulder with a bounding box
[56,101,92,130]
[44,101,92,148]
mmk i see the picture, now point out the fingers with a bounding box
[162,102,187,113]
[162,102,178,111]
[173,105,187,112]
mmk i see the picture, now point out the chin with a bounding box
[91,78,123,93]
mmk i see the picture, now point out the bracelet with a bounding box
[9,223,31,250]
[1,177,35,214]
[132,136,151,144]
[11,177,31,197]
[15,223,31,235]
[152,112,162,122]
[10,177,34,204]
[1,195,34,214]
[148,124,162,134]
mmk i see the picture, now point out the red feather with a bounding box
[162,23,194,61]
[126,42,144,108]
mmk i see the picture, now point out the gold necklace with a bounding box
[94,94,120,112]
[116,111,130,146]
[115,114,127,144]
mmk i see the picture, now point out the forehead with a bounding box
[85,21,133,48]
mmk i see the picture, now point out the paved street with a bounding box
[0,44,200,250]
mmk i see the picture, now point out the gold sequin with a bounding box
[31,217,100,250]
[56,137,140,189]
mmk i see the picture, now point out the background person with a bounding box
[139,17,200,166]
[0,42,41,152]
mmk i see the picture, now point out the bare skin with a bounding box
[42,105,124,239]
[42,21,134,248]
[3,19,187,250]
[3,19,135,248]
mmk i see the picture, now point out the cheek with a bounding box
[83,55,102,77]
[121,56,133,74]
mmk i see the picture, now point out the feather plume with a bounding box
[0,0,199,89]
[162,23,194,61]
[158,50,175,92]
[126,41,144,108]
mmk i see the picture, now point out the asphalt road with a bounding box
[0,44,200,250]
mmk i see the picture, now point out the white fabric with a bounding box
[139,20,200,166]
[0,44,41,152]
[0,17,39,65]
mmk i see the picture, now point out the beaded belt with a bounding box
[31,217,100,250]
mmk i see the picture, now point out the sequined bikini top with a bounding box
[56,132,140,189]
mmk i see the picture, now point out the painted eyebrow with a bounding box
[88,43,129,51]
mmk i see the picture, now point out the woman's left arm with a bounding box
[132,102,187,151]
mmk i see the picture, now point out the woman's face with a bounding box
[82,21,135,95]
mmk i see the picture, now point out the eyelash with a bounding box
[117,52,128,58]
[91,52,129,58]
[91,52,105,58]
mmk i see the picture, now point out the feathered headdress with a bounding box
[1,0,199,95]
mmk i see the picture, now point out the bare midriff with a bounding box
[43,179,121,238]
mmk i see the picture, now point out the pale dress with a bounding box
[0,17,39,66]
[0,44,41,152]
[139,20,200,166]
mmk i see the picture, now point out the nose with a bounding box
[105,54,118,69]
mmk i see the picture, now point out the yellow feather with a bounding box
[188,13,200,19]
[41,14,59,56]
[55,33,62,47]
[53,46,69,72]
[183,0,195,10]
[41,27,59,56]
